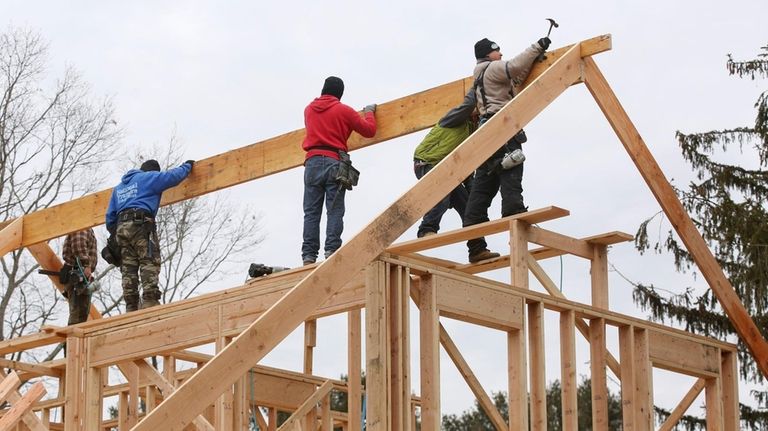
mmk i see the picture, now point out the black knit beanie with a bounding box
[321,76,344,99]
[140,159,161,172]
[474,38,500,59]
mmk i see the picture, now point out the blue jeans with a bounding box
[302,156,345,262]
[414,161,471,237]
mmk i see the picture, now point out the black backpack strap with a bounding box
[472,62,493,113]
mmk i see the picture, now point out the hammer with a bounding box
[545,18,559,38]
[537,18,559,62]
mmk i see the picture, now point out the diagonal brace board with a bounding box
[582,56,768,377]
[0,36,612,252]
[133,42,586,430]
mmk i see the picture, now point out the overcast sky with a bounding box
[6,0,768,418]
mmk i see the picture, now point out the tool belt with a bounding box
[413,158,431,168]
[335,151,359,191]
[118,208,153,223]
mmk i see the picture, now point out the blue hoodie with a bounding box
[105,163,192,231]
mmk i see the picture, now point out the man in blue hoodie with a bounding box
[105,159,193,311]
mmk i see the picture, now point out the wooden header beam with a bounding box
[135,40,590,431]
[0,35,612,252]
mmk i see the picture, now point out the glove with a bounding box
[184,160,195,167]
[537,37,551,51]
[363,104,377,113]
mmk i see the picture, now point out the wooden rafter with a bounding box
[582,56,768,377]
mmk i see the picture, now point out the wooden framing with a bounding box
[0,34,752,430]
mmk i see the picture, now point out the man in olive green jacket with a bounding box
[413,90,476,237]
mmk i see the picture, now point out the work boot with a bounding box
[140,298,161,309]
[468,249,501,263]
[303,259,316,266]
[418,231,437,238]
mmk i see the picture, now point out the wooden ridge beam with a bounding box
[583,56,768,377]
[0,35,611,252]
[135,40,588,431]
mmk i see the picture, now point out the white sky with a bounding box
[6,0,768,419]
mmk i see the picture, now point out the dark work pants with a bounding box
[414,162,472,237]
[463,139,526,256]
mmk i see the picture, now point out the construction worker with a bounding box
[413,90,477,237]
[61,228,97,324]
[105,159,193,311]
[463,36,550,263]
[301,76,377,265]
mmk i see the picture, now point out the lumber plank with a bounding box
[0,359,62,378]
[619,325,637,430]
[419,275,439,431]
[705,374,724,430]
[0,382,46,431]
[721,351,740,430]
[365,262,389,431]
[131,42,589,430]
[583,56,768,377]
[528,302,546,430]
[649,330,720,378]
[0,217,23,257]
[590,318,608,430]
[451,231,633,273]
[389,265,404,431]
[527,226,592,260]
[560,311,578,431]
[435,275,523,330]
[388,206,569,255]
[347,310,362,431]
[510,220,529,289]
[439,324,507,431]
[634,329,654,431]
[0,371,46,431]
[591,245,609,309]
[0,372,21,405]
[0,35,611,252]
[508,328,528,431]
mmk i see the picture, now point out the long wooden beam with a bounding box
[582,56,768,377]
[0,35,611,252]
[134,40,588,431]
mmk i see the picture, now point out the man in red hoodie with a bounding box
[301,76,377,265]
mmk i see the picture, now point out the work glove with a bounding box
[363,104,377,114]
[184,159,195,167]
[537,37,551,51]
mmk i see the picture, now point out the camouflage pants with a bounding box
[116,219,161,311]
[67,281,91,325]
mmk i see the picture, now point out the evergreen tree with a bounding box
[633,44,768,427]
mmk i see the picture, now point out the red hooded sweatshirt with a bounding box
[302,95,377,161]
